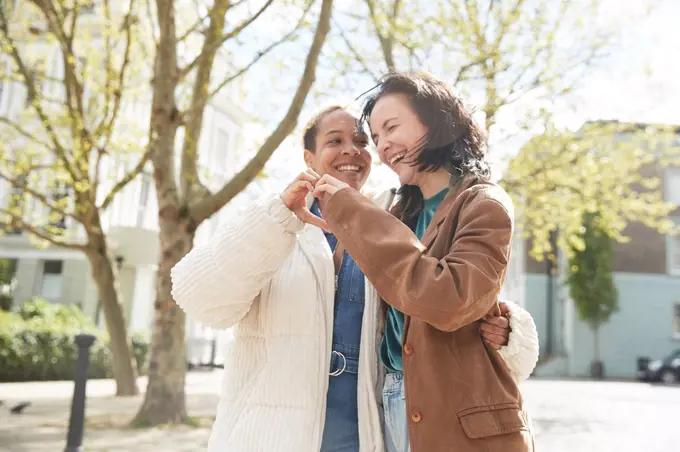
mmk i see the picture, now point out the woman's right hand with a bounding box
[280,169,329,231]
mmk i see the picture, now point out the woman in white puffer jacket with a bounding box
[170,106,539,452]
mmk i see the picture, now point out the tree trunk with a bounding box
[87,237,139,396]
[133,224,194,425]
[590,326,604,379]
[134,0,334,425]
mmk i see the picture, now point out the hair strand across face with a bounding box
[360,72,491,221]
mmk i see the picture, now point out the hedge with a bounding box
[0,298,149,382]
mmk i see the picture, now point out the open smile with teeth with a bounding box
[389,152,407,165]
[334,164,363,173]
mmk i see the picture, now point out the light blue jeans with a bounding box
[382,372,411,452]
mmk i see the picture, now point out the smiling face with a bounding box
[304,109,372,190]
[368,93,429,186]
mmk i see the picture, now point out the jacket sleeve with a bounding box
[323,187,512,332]
[170,195,304,330]
[498,301,540,382]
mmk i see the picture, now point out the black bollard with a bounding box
[65,333,96,452]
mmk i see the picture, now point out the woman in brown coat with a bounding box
[312,72,536,452]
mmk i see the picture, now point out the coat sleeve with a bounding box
[170,195,304,330]
[323,187,513,332]
[498,301,540,382]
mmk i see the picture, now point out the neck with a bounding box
[417,170,450,199]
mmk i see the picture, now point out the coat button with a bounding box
[403,344,413,355]
[411,411,422,423]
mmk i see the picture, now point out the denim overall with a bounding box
[313,202,365,452]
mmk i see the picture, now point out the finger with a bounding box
[301,208,330,232]
[317,173,340,186]
[484,304,502,318]
[289,180,313,196]
[480,322,509,337]
[286,178,309,193]
[313,184,335,198]
[482,332,509,349]
[499,301,511,316]
[305,168,321,180]
[484,315,510,328]
[299,170,320,184]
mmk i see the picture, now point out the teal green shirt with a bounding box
[380,187,450,373]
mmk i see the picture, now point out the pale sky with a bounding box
[558,0,680,127]
[226,0,680,190]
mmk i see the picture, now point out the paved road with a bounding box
[0,372,677,451]
[522,379,678,451]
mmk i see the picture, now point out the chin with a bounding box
[397,173,416,186]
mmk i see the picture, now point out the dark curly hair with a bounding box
[302,105,345,152]
[360,72,491,222]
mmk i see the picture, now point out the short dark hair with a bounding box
[360,72,491,221]
[302,105,345,152]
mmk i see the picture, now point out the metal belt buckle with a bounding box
[329,350,347,376]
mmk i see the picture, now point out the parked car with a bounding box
[637,349,680,384]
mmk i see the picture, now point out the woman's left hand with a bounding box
[313,174,350,203]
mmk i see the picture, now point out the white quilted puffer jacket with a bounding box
[170,190,539,452]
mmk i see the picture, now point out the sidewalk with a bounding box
[2,374,677,451]
[0,371,223,451]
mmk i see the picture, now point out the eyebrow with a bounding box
[370,117,397,142]
[382,117,398,129]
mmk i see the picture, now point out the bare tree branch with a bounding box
[0,171,82,223]
[0,208,88,251]
[99,149,153,211]
[333,17,381,81]
[144,0,159,43]
[0,9,80,182]
[181,1,315,126]
[176,11,208,43]
[147,0,182,218]
[364,0,401,71]
[189,0,335,224]
[199,4,311,107]
[0,117,53,150]
[179,0,231,203]
[178,0,275,79]
[94,0,137,152]
[99,0,115,136]
[228,0,248,9]
[32,0,88,152]
[498,47,607,118]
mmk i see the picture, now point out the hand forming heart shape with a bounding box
[280,170,350,232]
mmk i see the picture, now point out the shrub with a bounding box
[0,298,149,382]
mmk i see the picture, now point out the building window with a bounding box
[39,260,63,301]
[80,1,95,14]
[1,0,14,14]
[137,172,151,227]
[666,167,680,206]
[2,175,25,235]
[22,55,49,107]
[0,258,17,310]
[670,218,680,276]
[0,67,4,107]
[49,182,69,230]
[214,127,230,175]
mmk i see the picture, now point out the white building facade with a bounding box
[0,0,275,365]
